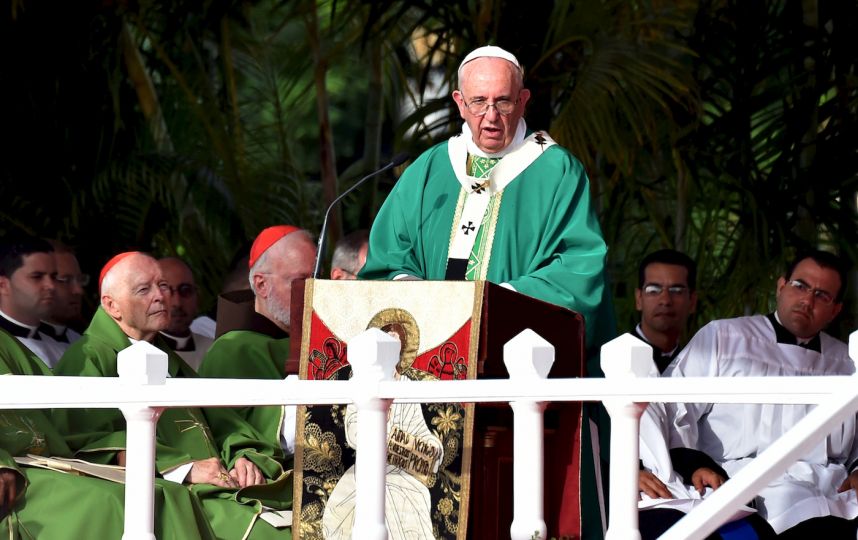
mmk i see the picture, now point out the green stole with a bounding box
[462,155,501,280]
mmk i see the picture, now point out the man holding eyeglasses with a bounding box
[361,45,614,540]
[665,250,856,537]
[158,257,213,372]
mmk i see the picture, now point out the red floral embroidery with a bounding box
[309,337,348,380]
[427,342,467,380]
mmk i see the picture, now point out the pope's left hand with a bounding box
[229,457,265,488]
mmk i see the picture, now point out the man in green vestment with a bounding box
[360,45,616,539]
[199,226,316,457]
[0,326,217,539]
[54,251,293,539]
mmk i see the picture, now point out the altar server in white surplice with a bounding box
[666,250,857,538]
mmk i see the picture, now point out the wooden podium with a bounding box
[289,279,586,539]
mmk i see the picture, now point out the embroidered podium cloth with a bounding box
[293,280,483,540]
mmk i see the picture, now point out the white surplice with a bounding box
[638,372,755,520]
[665,314,857,533]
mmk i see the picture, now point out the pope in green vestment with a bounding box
[54,307,293,540]
[360,46,616,539]
[360,133,614,354]
[360,131,614,540]
[0,327,216,539]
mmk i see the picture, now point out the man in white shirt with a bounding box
[666,250,854,537]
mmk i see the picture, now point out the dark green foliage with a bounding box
[1,0,855,337]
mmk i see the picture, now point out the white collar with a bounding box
[40,320,67,334]
[160,331,193,349]
[462,118,527,158]
[773,311,815,345]
[635,323,679,357]
[0,308,39,335]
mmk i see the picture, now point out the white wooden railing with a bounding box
[0,328,856,540]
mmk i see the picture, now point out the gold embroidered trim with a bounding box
[445,188,468,271]
[477,191,503,280]
[293,278,317,537]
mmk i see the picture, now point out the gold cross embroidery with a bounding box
[174,410,218,456]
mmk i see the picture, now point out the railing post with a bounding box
[601,334,657,540]
[348,328,400,540]
[504,329,555,540]
[850,330,857,367]
[117,341,168,540]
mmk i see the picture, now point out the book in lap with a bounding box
[14,454,126,484]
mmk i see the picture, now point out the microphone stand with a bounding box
[313,153,409,279]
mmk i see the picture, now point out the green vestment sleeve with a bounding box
[0,328,219,539]
[0,328,77,460]
[199,330,290,460]
[53,308,284,476]
[51,309,293,538]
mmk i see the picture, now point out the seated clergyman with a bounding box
[54,251,293,539]
[666,250,855,538]
[0,326,217,539]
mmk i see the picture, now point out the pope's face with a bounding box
[776,258,843,339]
[453,57,531,154]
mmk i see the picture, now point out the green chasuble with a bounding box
[360,129,616,540]
[360,133,615,354]
[0,328,216,540]
[53,308,293,540]
[199,330,290,457]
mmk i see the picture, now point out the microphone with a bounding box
[313,152,410,278]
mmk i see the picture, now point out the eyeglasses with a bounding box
[786,279,835,305]
[461,94,519,116]
[165,283,196,298]
[642,284,689,297]
[55,274,90,287]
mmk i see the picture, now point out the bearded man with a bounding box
[200,226,316,458]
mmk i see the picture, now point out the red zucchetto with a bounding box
[248,225,299,269]
[99,251,142,292]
